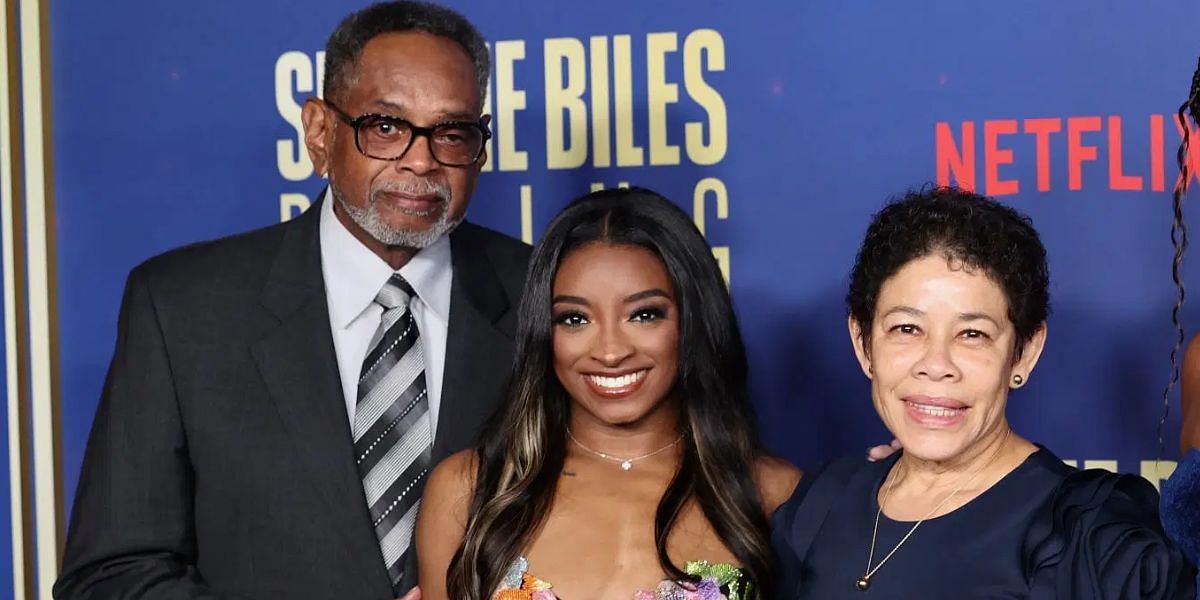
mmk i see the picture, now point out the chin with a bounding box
[570,388,667,428]
[589,403,655,427]
[383,214,437,231]
[895,429,969,462]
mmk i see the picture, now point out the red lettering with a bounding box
[1151,114,1165,192]
[1067,116,1102,191]
[984,120,1019,196]
[1174,113,1200,191]
[1107,116,1143,191]
[936,121,975,192]
[1023,118,1061,192]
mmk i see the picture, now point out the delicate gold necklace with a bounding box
[856,429,1011,591]
[565,428,683,471]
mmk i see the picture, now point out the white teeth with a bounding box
[589,370,647,389]
[909,402,963,417]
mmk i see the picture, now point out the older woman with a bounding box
[771,187,1194,598]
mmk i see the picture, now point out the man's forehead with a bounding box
[346,34,481,112]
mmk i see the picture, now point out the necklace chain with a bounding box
[565,428,683,471]
[858,429,1012,590]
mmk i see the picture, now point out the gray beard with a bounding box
[331,183,460,249]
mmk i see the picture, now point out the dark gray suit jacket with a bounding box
[54,199,530,599]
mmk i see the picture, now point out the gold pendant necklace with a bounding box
[566,428,682,471]
[856,429,1010,591]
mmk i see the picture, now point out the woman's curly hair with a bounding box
[847,185,1050,357]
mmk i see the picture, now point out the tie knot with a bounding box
[375,275,416,311]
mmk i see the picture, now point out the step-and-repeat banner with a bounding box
[1,0,1197,596]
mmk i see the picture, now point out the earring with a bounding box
[1011,374,1025,388]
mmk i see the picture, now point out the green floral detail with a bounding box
[684,561,753,600]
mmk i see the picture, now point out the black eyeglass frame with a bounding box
[324,100,491,166]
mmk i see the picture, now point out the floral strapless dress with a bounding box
[493,556,754,600]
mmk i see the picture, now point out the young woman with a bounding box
[416,187,800,600]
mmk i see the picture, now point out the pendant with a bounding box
[855,576,871,591]
[621,460,633,471]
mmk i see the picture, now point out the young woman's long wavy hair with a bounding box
[446,187,774,599]
[1159,57,1200,457]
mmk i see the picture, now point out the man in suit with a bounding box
[54,2,529,598]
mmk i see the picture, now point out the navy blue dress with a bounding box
[771,447,1195,599]
[1161,448,1200,594]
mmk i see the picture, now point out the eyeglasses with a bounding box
[324,100,490,167]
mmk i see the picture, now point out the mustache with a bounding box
[370,179,451,203]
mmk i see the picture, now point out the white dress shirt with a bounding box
[318,192,451,436]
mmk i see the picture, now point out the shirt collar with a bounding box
[319,189,453,329]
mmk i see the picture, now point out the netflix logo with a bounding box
[935,115,1200,196]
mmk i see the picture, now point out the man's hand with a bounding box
[396,586,421,600]
[867,439,901,462]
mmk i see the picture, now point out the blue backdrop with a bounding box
[39,4,1198,586]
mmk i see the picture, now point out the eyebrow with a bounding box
[625,289,671,303]
[881,305,1000,326]
[365,99,407,115]
[958,312,1000,326]
[881,306,923,319]
[551,295,589,307]
[366,99,477,122]
[551,288,672,307]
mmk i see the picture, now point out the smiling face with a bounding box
[551,242,680,428]
[849,254,1046,463]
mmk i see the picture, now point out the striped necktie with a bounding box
[354,274,433,592]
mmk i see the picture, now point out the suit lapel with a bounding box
[434,224,518,460]
[249,199,392,593]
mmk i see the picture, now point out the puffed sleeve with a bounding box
[769,457,862,600]
[770,471,815,599]
[1022,469,1196,599]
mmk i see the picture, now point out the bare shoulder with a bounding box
[425,449,479,507]
[1184,334,1200,376]
[755,456,803,515]
[417,450,478,555]
[418,449,481,598]
[1183,336,1200,450]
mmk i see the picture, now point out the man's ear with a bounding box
[302,98,334,178]
[474,114,492,173]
